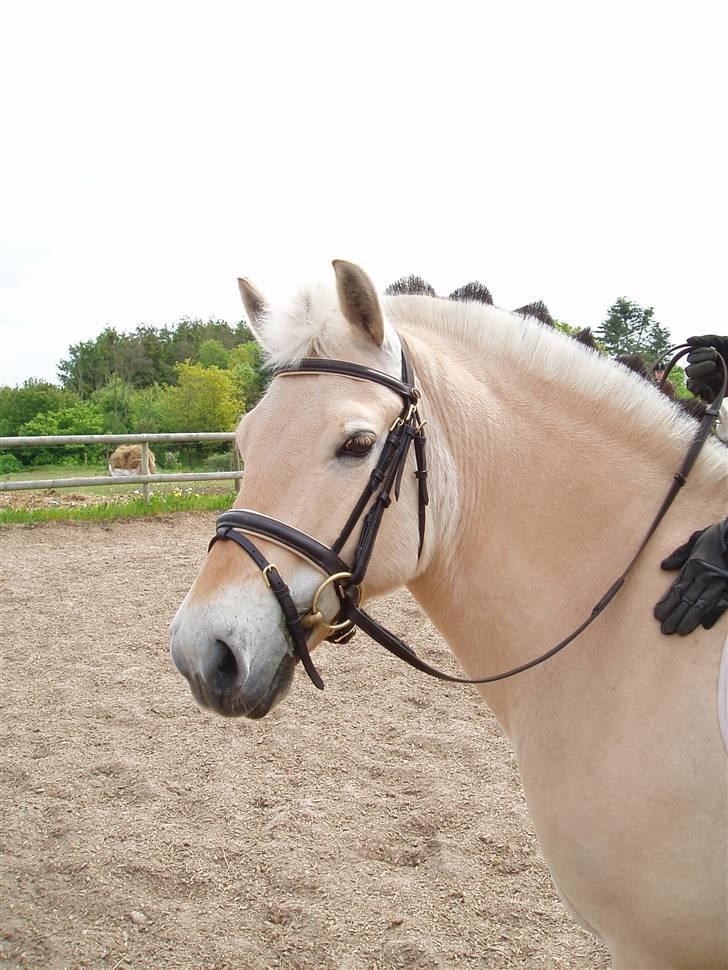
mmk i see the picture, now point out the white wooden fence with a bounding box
[0,432,242,503]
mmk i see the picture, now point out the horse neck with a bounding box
[404,326,722,735]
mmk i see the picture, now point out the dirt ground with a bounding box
[0,515,609,970]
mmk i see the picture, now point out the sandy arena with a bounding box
[0,514,609,969]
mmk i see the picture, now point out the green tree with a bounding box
[93,377,135,433]
[0,380,78,437]
[669,366,690,399]
[197,339,231,369]
[57,328,120,396]
[19,401,104,437]
[229,341,267,408]
[162,362,242,433]
[18,402,105,464]
[128,385,169,433]
[57,318,258,396]
[554,319,580,338]
[597,298,672,360]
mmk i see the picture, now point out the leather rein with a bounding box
[209,340,726,691]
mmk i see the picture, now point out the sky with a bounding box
[1,0,726,387]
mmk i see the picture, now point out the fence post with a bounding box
[232,446,242,494]
[141,441,150,504]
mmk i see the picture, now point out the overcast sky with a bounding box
[1,0,726,387]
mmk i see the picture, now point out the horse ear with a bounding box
[332,260,385,346]
[237,278,267,338]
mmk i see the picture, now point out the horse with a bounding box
[170,260,728,969]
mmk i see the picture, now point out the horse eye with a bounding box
[338,433,376,458]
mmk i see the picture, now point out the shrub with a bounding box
[203,451,237,472]
[161,450,182,469]
[0,453,22,475]
[0,380,78,437]
[162,362,241,433]
[17,402,105,464]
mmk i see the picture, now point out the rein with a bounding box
[210,340,727,690]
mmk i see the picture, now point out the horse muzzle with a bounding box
[170,604,297,718]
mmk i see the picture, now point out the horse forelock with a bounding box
[257,281,407,371]
[257,281,343,367]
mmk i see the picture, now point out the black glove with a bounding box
[654,520,728,635]
[685,335,728,402]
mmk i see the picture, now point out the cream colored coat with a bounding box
[171,262,728,970]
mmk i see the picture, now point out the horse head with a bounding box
[170,261,427,717]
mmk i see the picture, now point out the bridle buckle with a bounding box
[262,563,279,589]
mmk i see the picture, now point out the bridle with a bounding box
[209,343,428,690]
[209,339,727,691]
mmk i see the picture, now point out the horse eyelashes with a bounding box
[338,434,376,458]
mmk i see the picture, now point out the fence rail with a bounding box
[0,432,238,447]
[0,432,242,501]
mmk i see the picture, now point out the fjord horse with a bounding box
[171,261,727,969]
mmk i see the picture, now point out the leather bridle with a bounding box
[209,339,727,691]
[209,343,428,689]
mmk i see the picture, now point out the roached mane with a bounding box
[252,281,725,480]
[384,294,726,468]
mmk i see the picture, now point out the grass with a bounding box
[1,462,110,480]
[0,491,232,525]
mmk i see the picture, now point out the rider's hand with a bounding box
[654,520,728,635]
[685,335,728,402]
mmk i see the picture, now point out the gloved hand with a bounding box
[654,520,728,635]
[685,335,728,402]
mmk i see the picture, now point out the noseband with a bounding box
[210,341,726,691]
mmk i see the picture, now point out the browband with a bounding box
[276,357,420,403]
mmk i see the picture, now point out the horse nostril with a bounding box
[213,639,240,693]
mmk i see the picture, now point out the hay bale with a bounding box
[108,444,157,477]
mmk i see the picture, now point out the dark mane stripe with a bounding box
[574,327,597,349]
[449,281,493,305]
[514,300,554,327]
[385,275,437,297]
